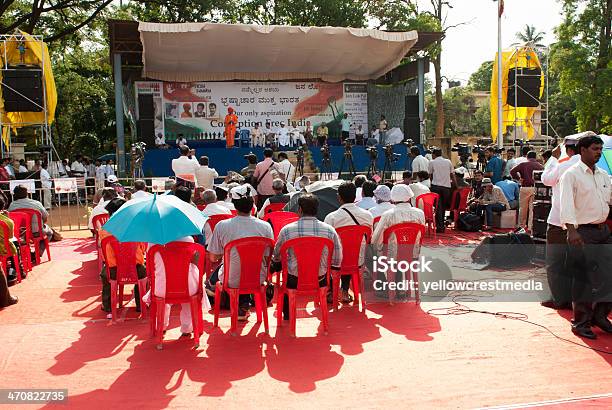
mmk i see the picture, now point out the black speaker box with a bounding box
[532,218,548,239]
[137,119,155,146]
[138,94,154,120]
[403,118,420,143]
[1,67,44,112]
[507,67,541,107]
[533,201,551,220]
[405,95,419,118]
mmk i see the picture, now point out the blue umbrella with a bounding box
[103,194,207,244]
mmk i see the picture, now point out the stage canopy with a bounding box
[138,22,419,83]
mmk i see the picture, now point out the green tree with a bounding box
[468,61,493,91]
[550,0,611,133]
[513,24,546,48]
[425,86,485,137]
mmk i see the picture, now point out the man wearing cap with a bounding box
[224,107,238,148]
[470,178,510,230]
[369,185,395,219]
[214,185,235,211]
[540,133,583,309]
[253,148,280,208]
[240,153,258,180]
[511,151,544,232]
[324,182,373,304]
[172,145,198,188]
[372,184,426,245]
[559,134,612,339]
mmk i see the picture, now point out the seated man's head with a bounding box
[298,194,319,217]
[337,182,356,205]
[102,187,118,202]
[278,152,288,161]
[175,186,192,203]
[13,185,28,200]
[215,186,229,201]
[416,171,429,182]
[472,169,483,183]
[105,197,126,216]
[374,184,392,203]
[230,185,254,215]
[482,178,493,193]
[361,181,377,199]
[402,171,412,182]
[202,189,217,205]
[134,180,146,192]
[199,156,209,166]
[272,178,285,194]
[353,174,367,188]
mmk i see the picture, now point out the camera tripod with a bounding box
[338,148,356,180]
[294,150,305,183]
[319,154,333,180]
[366,154,378,179]
[382,152,397,182]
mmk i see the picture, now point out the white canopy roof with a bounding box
[138,22,418,83]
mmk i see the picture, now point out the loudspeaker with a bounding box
[405,95,419,118]
[137,119,155,146]
[138,94,154,120]
[403,118,420,143]
[1,67,44,112]
[507,67,541,107]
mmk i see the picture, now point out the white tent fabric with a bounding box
[138,22,418,82]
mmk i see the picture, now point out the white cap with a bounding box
[107,175,118,183]
[390,184,414,202]
[230,184,255,199]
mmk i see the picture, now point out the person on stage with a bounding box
[224,107,238,148]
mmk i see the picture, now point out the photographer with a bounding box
[428,148,456,233]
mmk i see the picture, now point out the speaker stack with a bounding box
[1,66,44,112]
[532,170,550,261]
[136,94,156,147]
[404,95,420,144]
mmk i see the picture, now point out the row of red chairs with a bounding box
[0,209,51,283]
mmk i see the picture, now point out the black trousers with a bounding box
[100,264,146,311]
[430,184,452,231]
[283,274,327,319]
[567,225,612,329]
[0,270,13,308]
[545,224,572,306]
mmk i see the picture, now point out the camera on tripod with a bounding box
[320,144,331,160]
[451,142,471,157]
[403,138,414,147]
[384,144,400,162]
[365,145,377,160]
[296,146,304,161]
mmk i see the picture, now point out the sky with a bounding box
[428,0,564,86]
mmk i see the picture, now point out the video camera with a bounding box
[451,142,471,157]
[320,144,331,160]
[384,144,400,162]
[403,138,414,147]
[296,145,304,161]
[365,145,378,160]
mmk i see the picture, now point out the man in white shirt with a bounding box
[277,123,290,147]
[289,121,306,146]
[324,181,373,303]
[540,135,582,310]
[71,155,87,177]
[409,146,429,174]
[277,152,295,183]
[131,180,151,200]
[251,123,265,147]
[264,122,275,147]
[195,156,218,190]
[214,186,235,211]
[176,134,187,147]
[340,113,351,143]
[155,133,167,148]
[559,134,612,340]
[514,145,530,166]
[503,148,518,178]
[201,189,232,244]
[105,160,115,177]
[428,148,457,233]
[94,160,107,191]
[372,184,426,245]
[171,145,198,187]
[369,184,395,219]
[415,170,431,188]
[40,162,53,210]
[356,180,377,210]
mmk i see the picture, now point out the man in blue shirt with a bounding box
[495,177,519,209]
[485,147,504,183]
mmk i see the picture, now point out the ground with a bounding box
[0,231,610,409]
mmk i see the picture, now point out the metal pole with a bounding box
[497,4,503,149]
[418,58,426,145]
[113,53,126,176]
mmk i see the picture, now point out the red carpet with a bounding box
[0,236,610,409]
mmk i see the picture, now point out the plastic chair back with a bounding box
[373,216,381,228]
[264,211,299,239]
[279,236,333,292]
[197,204,207,211]
[8,211,29,243]
[382,222,425,261]
[92,213,110,231]
[415,193,439,221]
[336,225,372,272]
[223,236,274,291]
[262,202,286,215]
[12,208,41,237]
[100,236,143,284]
[147,242,205,303]
[450,187,471,212]
[206,214,233,234]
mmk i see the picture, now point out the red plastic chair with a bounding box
[333,225,372,312]
[100,236,148,323]
[213,237,274,336]
[147,242,206,350]
[261,202,286,216]
[449,187,471,226]
[263,211,299,240]
[0,220,22,283]
[415,193,439,237]
[373,215,381,228]
[276,236,334,337]
[8,211,32,272]
[230,209,237,216]
[206,214,234,233]
[196,204,207,211]
[92,213,110,271]
[382,222,426,303]
[12,208,51,265]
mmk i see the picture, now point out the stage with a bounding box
[0,232,610,408]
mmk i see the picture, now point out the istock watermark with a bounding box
[372,255,433,275]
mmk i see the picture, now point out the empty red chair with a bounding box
[92,213,110,271]
[0,220,22,283]
[8,211,32,272]
[261,202,286,216]
[382,222,426,303]
[449,187,471,226]
[12,208,50,264]
[263,211,299,240]
[276,236,334,337]
[415,193,439,237]
[332,225,371,312]
[147,242,206,350]
[100,236,148,323]
[213,237,274,336]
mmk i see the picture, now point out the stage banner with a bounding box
[9,179,35,194]
[135,81,368,140]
